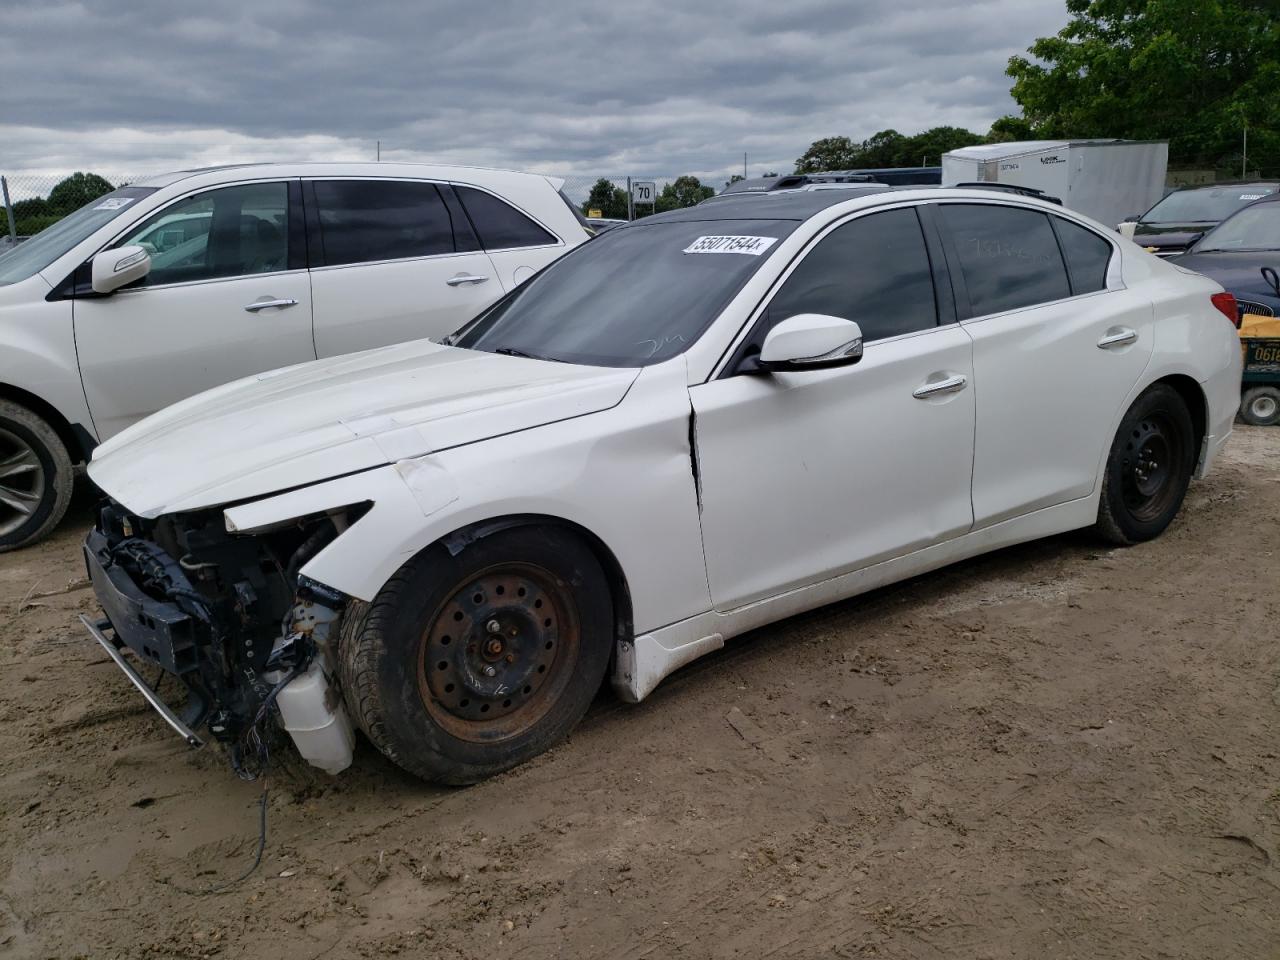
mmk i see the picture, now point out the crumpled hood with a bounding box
[89,340,639,518]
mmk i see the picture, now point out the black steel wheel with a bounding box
[1097,384,1196,545]
[339,525,613,784]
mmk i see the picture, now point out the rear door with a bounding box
[307,178,502,358]
[74,180,316,439]
[936,202,1155,527]
[453,184,567,290]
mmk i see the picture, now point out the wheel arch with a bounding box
[1151,373,1208,451]
[0,382,93,464]
[436,513,636,654]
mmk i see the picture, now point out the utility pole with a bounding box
[1242,123,1248,179]
[377,140,381,162]
[743,152,747,179]
[1,177,16,242]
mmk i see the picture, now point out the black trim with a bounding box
[70,423,98,463]
[302,179,325,267]
[916,203,958,326]
[287,179,307,271]
[440,184,482,253]
[930,203,975,320]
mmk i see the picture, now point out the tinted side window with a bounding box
[1053,217,1112,294]
[766,207,938,342]
[940,204,1071,315]
[313,180,454,266]
[119,182,288,285]
[455,186,557,249]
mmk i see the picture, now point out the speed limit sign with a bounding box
[631,181,656,204]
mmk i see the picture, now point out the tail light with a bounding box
[1210,292,1240,328]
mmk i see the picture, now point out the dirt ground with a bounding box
[1,428,1278,960]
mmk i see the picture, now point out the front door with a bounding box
[74,180,316,440]
[690,206,977,611]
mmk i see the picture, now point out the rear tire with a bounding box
[1096,384,1196,546]
[0,401,74,553]
[339,525,613,784]
[1239,386,1280,426]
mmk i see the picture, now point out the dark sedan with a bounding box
[1131,181,1278,257]
[1173,194,1280,318]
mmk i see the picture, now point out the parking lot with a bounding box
[0,424,1274,959]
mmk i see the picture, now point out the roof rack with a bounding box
[952,182,1063,205]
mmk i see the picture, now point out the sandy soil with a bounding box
[1,427,1278,960]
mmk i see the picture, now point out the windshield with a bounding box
[0,186,157,286]
[1142,186,1275,225]
[452,218,796,366]
[1196,203,1280,252]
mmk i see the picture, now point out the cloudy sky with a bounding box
[1,0,1067,193]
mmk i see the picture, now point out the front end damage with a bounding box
[82,501,360,776]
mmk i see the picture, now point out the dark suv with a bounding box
[1130,182,1279,257]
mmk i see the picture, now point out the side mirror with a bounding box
[758,314,864,372]
[1117,222,1139,240]
[90,244,151,294]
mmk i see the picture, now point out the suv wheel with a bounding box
[0,401,75,552]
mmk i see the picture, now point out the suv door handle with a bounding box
[1097,328,1138,349]
[913,374,968,399]
[244,298,299,312]
[446,275,489,286]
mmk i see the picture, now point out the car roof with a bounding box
[129,161,565,191]
[1167,181,1280,193]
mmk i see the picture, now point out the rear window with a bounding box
[313,180,454,266]
[1053,217,1112,294]
[456,186,557,250]
[940,204,1071,316]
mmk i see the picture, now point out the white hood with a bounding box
[89,339,639,517]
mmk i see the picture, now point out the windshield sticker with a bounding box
[93,197,135,211]
[1239,193,1270,201]
[684,235,778,256]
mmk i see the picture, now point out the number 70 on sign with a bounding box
[631,181,657,204]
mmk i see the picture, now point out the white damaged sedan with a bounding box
[82,188,1242,783]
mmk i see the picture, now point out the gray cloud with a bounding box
[0,0,1067,188]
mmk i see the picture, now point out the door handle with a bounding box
[244,298,299,312]
[1097,328,1138,349]
[913,374,968,399]
[446,275,489,286]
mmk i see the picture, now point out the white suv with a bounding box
[0,162,589,549]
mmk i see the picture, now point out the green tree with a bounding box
[47,172,115,214]
[1007,0,1280,172]
[655,175,714,212]
[987,114,1037,143]
[795,136,861,173]
[724,173,746,189]
[581,178,629,219]
[795,127,988,173]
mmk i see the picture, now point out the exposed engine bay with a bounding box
[82,501,360,776]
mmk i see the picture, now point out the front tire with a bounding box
[0,401,74,553]
[1096,384,1196,545]
[1239,386,1280,426]
[339,525,614,784]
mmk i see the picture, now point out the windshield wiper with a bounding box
[493,346,563,363]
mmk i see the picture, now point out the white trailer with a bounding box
[941,139,1169,226]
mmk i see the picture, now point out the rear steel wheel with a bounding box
[1096,384,1195,545]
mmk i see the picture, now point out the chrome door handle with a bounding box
[913,374,968,399]
[1097,328,1138,349]
[244,298,298,312]
[446,275,489,286]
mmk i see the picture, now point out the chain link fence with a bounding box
[0,171,704,242]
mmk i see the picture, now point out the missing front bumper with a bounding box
[79,614,204,748]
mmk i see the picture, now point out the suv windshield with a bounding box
[1143,185,1276,224]
[0,186,158,286]
[1196,202,1280,252]
[453,218,796,366]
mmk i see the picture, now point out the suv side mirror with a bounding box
[90,244,151,294]
[758,314,864,372]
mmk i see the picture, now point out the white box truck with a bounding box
[941,139,1169,227]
